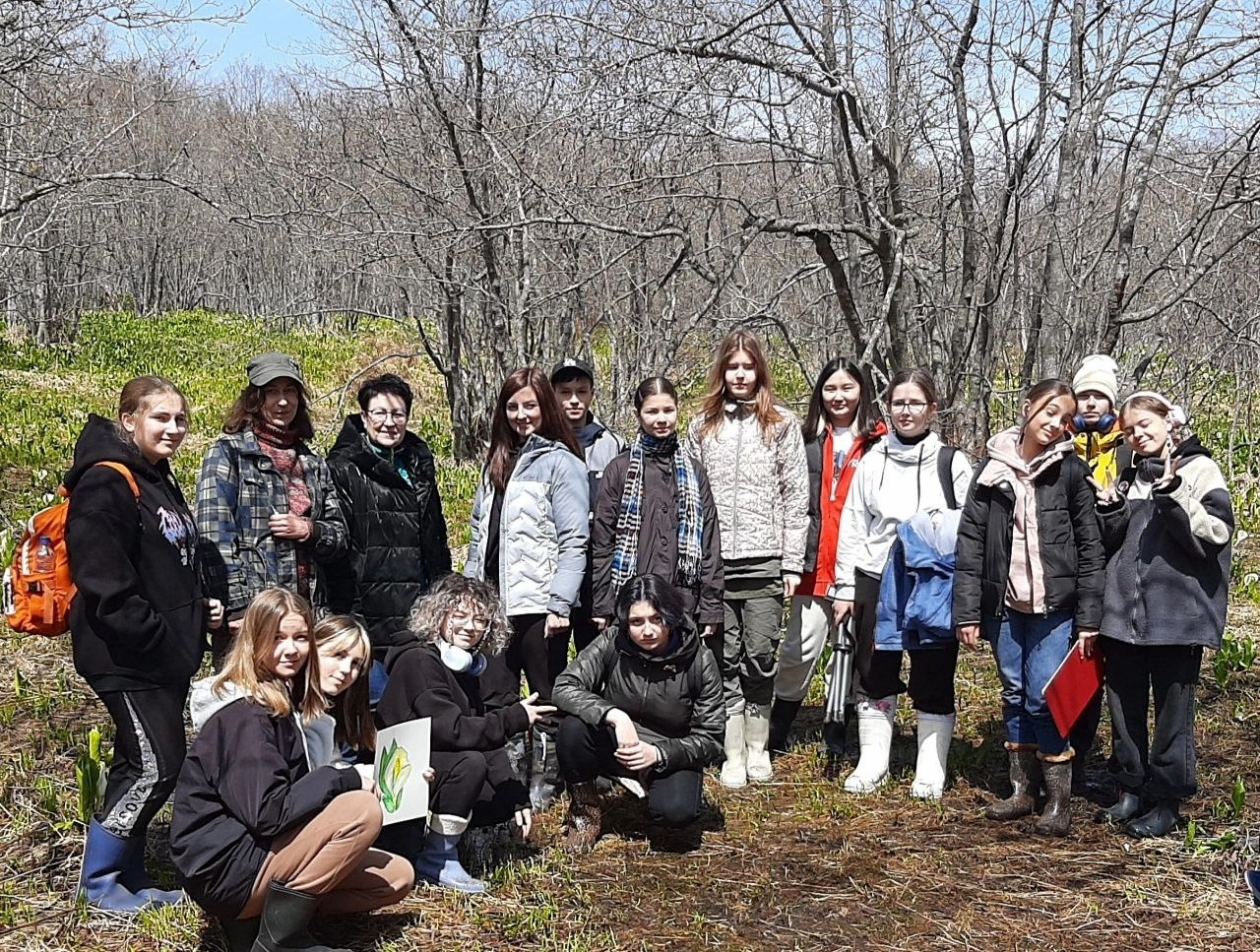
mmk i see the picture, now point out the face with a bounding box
[264,612,311,682]
[888,383,935,439]
[1023,395,1073,449]
[1122,408,1171,457]
[506,386,543,440]
[260,377,301,430]
[821,369,862,428]
[363,392,408,449]
[443,602,491,652]
[317,635,367,697]
[554,377,594,426]
[122,394,187,464]
[637,393,679,439]
[723,349,758,400]
[626,600,670,653]
[1076,390,1112,428]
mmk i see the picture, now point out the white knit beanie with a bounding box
[1072,354,1119,405]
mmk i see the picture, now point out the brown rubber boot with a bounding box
[985,746,1040,821]
[1034,759,1073,837]
[561,781,603,853]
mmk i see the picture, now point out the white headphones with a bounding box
[1121,390,1188,427]
[438,638,487,676]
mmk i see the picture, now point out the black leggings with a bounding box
[557,717,703,826]
[427,750,527,826]
[96,686,188,838]
[852,569,958,715]
[505,614,570,733]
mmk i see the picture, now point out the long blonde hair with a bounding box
[695,330,784,442]
[215,588,325,723]
[310,615,376,751]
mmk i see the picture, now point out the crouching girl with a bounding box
[1092,393,1233,838]
[955,379,1105,837]
[552,574,725,851]
[171,590,412,952]
[375,575,555,893]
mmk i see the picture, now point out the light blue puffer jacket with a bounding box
[464,435,590,616]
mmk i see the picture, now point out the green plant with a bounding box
[1212,630,1257,688]
[1183,818,1238,855]
[75,727,107,825]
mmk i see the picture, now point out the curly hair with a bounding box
[407,574,512,657]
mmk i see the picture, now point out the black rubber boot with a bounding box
[220,917,259,952]
[1096,790,1142,825]
[1034,760,1073,837]
[768,698,802,754]
[251,881,348,952]
[1124,799,1180,839]
[985,748,1040,822]
[528,726,562,813]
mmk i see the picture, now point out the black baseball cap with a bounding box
[550,357,596,384]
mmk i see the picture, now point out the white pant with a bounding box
[775,595,835,704]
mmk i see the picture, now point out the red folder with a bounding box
[1044,645,1105,737]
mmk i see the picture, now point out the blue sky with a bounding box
[194,0,324,73]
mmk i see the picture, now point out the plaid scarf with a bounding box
[611,432,705,593]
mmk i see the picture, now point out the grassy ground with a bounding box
[2,314,1259,949]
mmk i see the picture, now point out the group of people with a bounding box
[58,336,1233,949]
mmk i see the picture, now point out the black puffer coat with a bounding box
[326,415,451,647]
[552,625,724,773]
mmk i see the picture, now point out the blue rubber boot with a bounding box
[79,819,150,913]
[413,817,486,894]
[120,834,186,906]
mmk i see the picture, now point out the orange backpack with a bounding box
[3,461,139,636]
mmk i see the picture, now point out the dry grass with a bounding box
[1,614,1257,951]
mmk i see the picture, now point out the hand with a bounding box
[544,613,570,638]
[205,598,225,630]
[832,600,853,626]
[514,806,533,839]
[615,741,659,772]
[1155,455,1180,491]
[353,763,379,797]
[269,511,312,541]
[605,709,640,749]
[701,623,717,638]
[1077,630,1099,659]
[520,692,557,726]
[1086,475,1120,507]
[228,617,243,637]
[421,767,436,783]
[782,573,801,599]
[593,617,608,632]
[957,623,981,649]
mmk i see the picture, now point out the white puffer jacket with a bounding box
[464,435,590,617]
[686,404,809,573]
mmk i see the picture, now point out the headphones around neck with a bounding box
[438,638,487,676]
[1072,412,1117,433]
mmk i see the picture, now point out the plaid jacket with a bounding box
[195,428,348,614]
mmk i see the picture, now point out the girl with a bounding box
[65,375,220,912]
[1092,393,1233,838]
[591,376,723,636]
[553,574,725,851]
[171,590,412,952]
[686,330,809,788]
[305,615,376,768]
[463,367,589,812]
[832,368,973,798]
[197,352,348,657]
[376,575,554,893]
[769,358,885,765]
[955,379,1106,836]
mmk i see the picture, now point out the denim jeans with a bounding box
[983,609,1073,755]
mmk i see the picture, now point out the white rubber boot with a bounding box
[843,695,897,794]
[909,711,955,800]
[720,714,747,789]
[744,704,772,782]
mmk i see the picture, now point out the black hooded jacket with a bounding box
[326,415,451,647]
[65,414,207,691]
[552,624,724,773]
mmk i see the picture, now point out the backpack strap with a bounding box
[93,461,141,500]
[937,446,959,510]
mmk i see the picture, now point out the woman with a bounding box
[591,376,723,636]
[769,358,885,764]
[552,574,725,851]
[65,375,221,912]
[685,330,809,788]
[172,589,412,952]
[1091,392,1233,838]
[832,368,973,798]
[327,374,451,671]
[305,615,376,768]
[376,576,554,893]
[954,379,1106,836]
[196,351,348,653]
[463,367,589,811]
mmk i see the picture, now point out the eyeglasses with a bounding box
[366,409,408,423]
[449,611,491,632]
[891,401,929,413]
